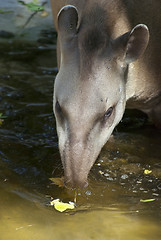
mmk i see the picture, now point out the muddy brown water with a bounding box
[0,41,161,240]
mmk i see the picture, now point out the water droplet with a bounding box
[157,184,161,190]
[107,177,113,181]
[104,173,109,177]
[152,193,159,197]
[85,191,92,196]
[143,191,148,193]
[121,174,128,180]
[99,170,104,175]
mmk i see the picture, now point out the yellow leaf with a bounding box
[144,170,152,175]
[140,199,155,203]
[49,177,64,188]
[50,199,75,212]
[41,10,49,17]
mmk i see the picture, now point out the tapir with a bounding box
[50,0,161,188]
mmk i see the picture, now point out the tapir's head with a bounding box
[53,5,149,188]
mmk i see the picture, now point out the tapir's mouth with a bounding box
[64,172,88,189]
[64,175,89,189]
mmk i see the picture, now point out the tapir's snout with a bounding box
[61,147,90,189]
[63,160,90,189]
[64,175,89,189]
[59,134,98,189]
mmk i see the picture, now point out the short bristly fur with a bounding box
[51,0,161,188]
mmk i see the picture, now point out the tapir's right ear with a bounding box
[125,24,149,63]
[114,24,149,64]
[57,5,78,41]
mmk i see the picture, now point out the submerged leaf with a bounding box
[50,199,75,212]
[140,199,156,203]
[49,177,65,188]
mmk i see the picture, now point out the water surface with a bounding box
[0,41,161,240]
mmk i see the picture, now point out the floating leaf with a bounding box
[49,177,64,188]
[140,199,156,203]
[50,199,75,212]
[144,170,152,175]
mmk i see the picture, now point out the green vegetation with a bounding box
[18,0,45,12]
[0,9,13,14]
[0,113,7,125]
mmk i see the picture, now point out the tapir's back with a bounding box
[51,0,161,80]
[122,0,161,68]
[121,0,161,106]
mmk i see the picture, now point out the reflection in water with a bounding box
[0,42,161,239]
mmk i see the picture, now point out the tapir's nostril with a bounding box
[64,178,88,189]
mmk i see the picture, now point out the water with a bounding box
[0,40,161,240]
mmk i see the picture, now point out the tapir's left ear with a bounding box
[125,24,149,63]
[57,5,78,41]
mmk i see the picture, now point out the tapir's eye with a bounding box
[100,106,114,127]
[104,107,113,120]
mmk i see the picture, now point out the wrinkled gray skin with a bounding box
[51,0,161,189]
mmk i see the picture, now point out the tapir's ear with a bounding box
[125,24,149,63]
[57,5,78,40]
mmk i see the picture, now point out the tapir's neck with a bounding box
[126,60,161,111]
